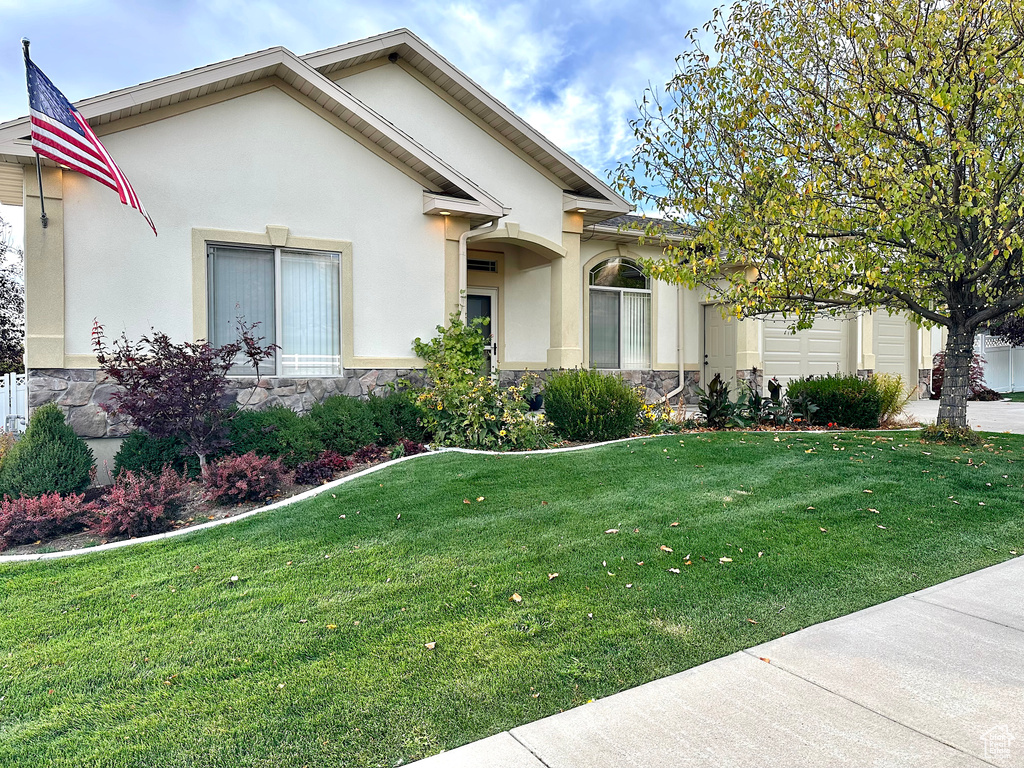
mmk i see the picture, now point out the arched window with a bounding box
[588,258,651,369]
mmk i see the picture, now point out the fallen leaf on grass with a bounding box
[548,573,559,580]
[327,624,337,629]
[819,528,828,533]
[806,506,815,510]
[660,545,673,552]
[605,529,619,534]
[668,568,681,574]
[863,489,873,494]
[510,593,523,603]
[477,497,485,502]
[868,508,879,514]
[424,642,436,650]
[625,584,633,588]
[719,557,733,564]
[877,525,887,529]
[670,522,680,527]
[747,619,758,624]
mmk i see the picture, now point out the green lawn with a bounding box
[1,431,1022,767]
[1001,391,1024,402]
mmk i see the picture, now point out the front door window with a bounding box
[466,292,497,373]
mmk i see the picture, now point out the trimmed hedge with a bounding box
[0,404,94,498]
[113,430,202,479]
[366,391,428,445]
[543,368,644,441]
[227,406,323,468]
[309,396,378,456]
[786,374,883,429]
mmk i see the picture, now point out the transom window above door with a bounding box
[589,257,651,370]
[207,244,342,376]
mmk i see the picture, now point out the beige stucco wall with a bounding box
[503,250,551,366]
[338,64,565,245]
[60,85,445,361]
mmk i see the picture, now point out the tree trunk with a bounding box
[198,452,209,483]
[936,323,975,429]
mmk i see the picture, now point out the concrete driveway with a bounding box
[904,398,1024,434]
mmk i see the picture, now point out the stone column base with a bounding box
[857,368,875,380]
[918,368,933,400]
[682,370,701,404]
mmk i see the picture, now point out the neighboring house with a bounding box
[0,29,931,452]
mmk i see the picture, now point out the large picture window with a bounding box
[589,257,651,369]
[208,244,341,376]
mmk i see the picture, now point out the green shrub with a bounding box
[785,374,882,428]
[413,313,548,450]
[308,396,378,456]
[366,390,428,445]
[921,421,982,445]
[228,406,323,468]
[874,373,913,425]
[543,368,645,441]
[113,430,201,479]
[0,403,94,498]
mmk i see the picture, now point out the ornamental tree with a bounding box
[616,0,1024,428]
[92,319,276,477]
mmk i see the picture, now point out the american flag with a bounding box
[25,50,156,235]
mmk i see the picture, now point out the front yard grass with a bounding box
[2,431,1022,767]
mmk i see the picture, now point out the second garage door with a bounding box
[762,315,851,386]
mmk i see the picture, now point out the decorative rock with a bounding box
[279,394,303,412]
[359,369,380,390]
[58,381,97,407]
[236,387,269,408]
[307,379,327,400]
[342,377,362,397]
[273,385,297,397]
[68,406,109,438]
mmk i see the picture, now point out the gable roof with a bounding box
[0,29,631,223]
[0,45,507,221]
[303,29,631,217]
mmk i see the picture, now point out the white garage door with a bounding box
[762,315,850,386]
[874,313,912,379]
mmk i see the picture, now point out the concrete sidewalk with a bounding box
[410,557,1024,767]
[905,398,1024,434]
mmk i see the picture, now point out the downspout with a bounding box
[458,217,503,314]
[664,283,686,404]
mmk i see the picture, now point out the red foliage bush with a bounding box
[0,493,94,551]
[294,451,353,486]
[396,439,426,457]
[931,352,1001,400]
[92,467,192,538]
[204,452,284,505]
[352,444,390,464]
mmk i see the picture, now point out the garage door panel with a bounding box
[874,314,911,376]
[763,316,851,386]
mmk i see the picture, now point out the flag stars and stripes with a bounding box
[25,51,156,235]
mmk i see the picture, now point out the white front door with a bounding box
[466,287,499,373]
[704,305,736,385]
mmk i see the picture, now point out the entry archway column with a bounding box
[547,212,584,369]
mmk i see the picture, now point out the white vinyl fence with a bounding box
[977,333,1024,393]
[0,372,27,432]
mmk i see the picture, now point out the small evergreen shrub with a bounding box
[204,452,285,505]
[786,374,883,428]
[293,451,353,486]
[543,368,645,441]
[0,403,94,498]
[0,492,94,551]
[113,430,201,478]
[228,406,323,468]
[92,467,192,538]
[366,391,427,445]
[309,396,379,456]
[921,421,982,445]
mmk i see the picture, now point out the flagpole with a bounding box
[22,39,48,229]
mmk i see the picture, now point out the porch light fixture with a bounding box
[439,210,451,216]
[577,208,587,213]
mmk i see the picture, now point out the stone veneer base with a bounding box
[31,367,687,438]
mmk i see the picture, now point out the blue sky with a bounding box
[0,0,721,248]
